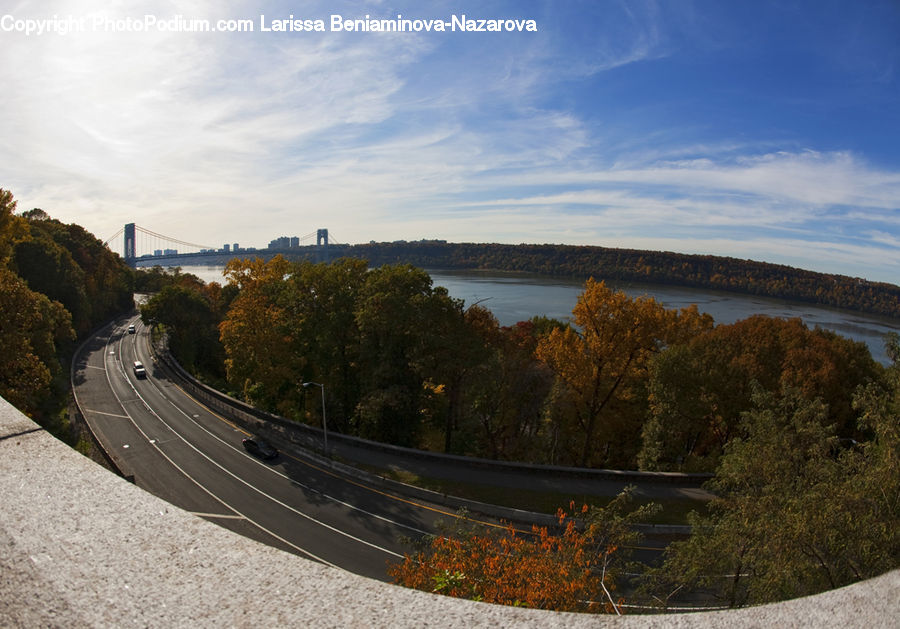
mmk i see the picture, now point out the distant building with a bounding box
[164,248,178,256]
[223,244,231,253]
[268,236,296,249]
[154,249,163,257]
[233,243,240,252]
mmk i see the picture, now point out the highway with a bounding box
[73,314,468,581]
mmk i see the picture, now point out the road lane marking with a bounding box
[84,316,340,567]
[107,325,340,567]
[191,512,246,520]
[163,378,533,535]
[114,322,382,563]
[164,381,446,536]
[83,409,131,419]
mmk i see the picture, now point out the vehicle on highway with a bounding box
[133,361,147,378]
[128,324,136,334]
[242,437,278,460]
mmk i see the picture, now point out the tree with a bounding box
[389,491,658,613]
[353,264,449,446]
[0,268,73,414]
[649,380,900,607]
[0,189,28,263]
[284,258,368,432]
[219,256,300,415]
[536,278,712,468]
[141,284,222,376]
[0,191,75,416]
[464,317,556,461]
[13,228,91,335]
[639,316,882,472]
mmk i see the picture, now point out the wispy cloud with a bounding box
[1,0,898,282]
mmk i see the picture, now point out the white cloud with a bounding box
[2,1,899,284]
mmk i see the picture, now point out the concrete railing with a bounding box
[2,395,898,627]
[156,348,713,486]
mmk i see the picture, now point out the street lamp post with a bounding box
[302,381,328,454]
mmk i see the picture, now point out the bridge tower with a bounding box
[124,223,136,266]
[316,229,329,262]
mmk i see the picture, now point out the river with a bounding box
[180,265,899,365]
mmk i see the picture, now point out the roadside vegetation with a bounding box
[0,189,132,449]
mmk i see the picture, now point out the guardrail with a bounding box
[153,345,713,487]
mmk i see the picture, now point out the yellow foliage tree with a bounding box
[536,278,712,467]
[218,256,301,414]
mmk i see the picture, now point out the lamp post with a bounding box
[302,381,328,454]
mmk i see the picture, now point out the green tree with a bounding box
[649,380,900,607]
[141,283,224,377]
[13,227,91,335]
[0,189,28,263]
[285,258,368,432]
[353,264,445,445]
[464,317,556,461]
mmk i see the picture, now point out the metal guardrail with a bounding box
[153,345,713,487]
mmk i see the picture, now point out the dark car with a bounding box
[242,437,278,460]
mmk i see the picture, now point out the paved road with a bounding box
[74,313,689,588]
[73,314,476,581]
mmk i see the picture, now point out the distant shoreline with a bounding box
[138,240,900,320]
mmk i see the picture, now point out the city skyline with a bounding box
[2,1,899,282]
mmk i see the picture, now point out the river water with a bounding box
[181,265,899,365]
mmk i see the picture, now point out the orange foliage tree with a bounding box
[536,278,713,467]
[389,490,657,613]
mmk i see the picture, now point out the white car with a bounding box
[133,361,147,378]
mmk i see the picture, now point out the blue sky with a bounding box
[2,0,899,282]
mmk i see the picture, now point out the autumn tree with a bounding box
[390,490,658,613]
[462,317,558,461]
[536,278,712,468]
[0,191,75,415]
[639,315,881,472]
[218,256,300,415]
[0,267,74,414]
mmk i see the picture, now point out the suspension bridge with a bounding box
[103,223,339,268]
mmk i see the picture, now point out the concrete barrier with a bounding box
[155,348,713,487]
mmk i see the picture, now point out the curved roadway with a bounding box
[73,314,476,581]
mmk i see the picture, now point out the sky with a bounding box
[2,0,899,283]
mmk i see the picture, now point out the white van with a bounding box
[133,361,147,379]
